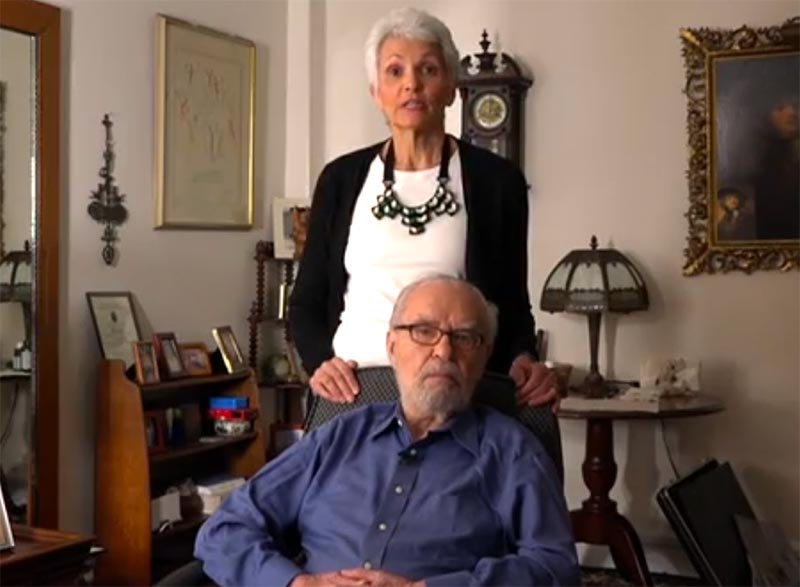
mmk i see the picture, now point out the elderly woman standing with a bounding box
[289,8,557,408]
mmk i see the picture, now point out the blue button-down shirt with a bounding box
[195,403,579,586]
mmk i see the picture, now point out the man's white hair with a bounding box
[390,274,498,345]
[364,7,460,90]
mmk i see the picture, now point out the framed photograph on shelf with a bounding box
[153,332,189,380]
[179,342,213,377]
[86,291,142,367]
[132,341,161,385]
[681,19,799,275]
[212,326,247,373]
[0,489,14,551]
[144,410,168,454]
[154,15,255,229]
[272,198,310,259]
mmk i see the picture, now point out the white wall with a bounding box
[317,0,799,572]
[51,0,287,532]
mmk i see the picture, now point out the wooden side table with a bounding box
[558,394,723,586]
[0,525,95,586]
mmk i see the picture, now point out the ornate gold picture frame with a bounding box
[155,15,255,229]
[681,18,799,275]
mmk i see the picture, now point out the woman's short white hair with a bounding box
[364,7,460,90]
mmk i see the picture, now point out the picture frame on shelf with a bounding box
[153,332,189,379]
[179,342,213,377]
[212,325,247,373]
[272,198,310,259]
[154,14,255,229]
[144,409,168,454]
[681,19,799,275]
[132,341,161,385]
[0,489,14,551]
[86,291,142,367]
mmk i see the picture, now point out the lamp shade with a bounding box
[540,236,648,314]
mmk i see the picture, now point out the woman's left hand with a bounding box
[509,354,560,412]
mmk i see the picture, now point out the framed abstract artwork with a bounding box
[155,15,255,229]
[681,18,799,275]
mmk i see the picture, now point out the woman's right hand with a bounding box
[309,357,360,403]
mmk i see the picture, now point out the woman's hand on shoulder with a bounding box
[310,357,360,403]
[509,354,560,412]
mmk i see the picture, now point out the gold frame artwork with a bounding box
[680,18,799,275]
[155,15,255,229]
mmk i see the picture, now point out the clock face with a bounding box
[267,354,291,380]
[472,92,508,131]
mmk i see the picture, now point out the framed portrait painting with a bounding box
[681,19,799,275]
[155,15,255,229]
[86,292,142,367]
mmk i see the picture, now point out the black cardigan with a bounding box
[288,138,538,376]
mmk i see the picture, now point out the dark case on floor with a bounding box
[657,459,755,586]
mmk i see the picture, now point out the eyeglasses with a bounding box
[393,323,485,351]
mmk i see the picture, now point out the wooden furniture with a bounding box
[94,359,266,586]
[0,525,94,585]
[0,0,61,529]
[558,394,724,586]
[248,240,307,451]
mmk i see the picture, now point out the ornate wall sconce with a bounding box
[87,114,128,265]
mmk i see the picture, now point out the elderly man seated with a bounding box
[195,275,579,586]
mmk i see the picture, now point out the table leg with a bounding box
[570,418,654,586]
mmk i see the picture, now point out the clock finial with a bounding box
[479,29,491,54]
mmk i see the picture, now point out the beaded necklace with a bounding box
[371,137,460,235]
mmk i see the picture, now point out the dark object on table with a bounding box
[657,459,754,586]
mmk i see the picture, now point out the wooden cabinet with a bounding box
[0,525,94,586]
[94,360,266,586]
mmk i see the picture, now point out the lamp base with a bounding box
[581,371,608,399]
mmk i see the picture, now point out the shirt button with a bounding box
[378,522,387,531]
[409,449,417,457]
[394,485,403,494]
[363,561,372,570]
[396,418,403,427]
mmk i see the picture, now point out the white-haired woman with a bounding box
[289,8,557,408]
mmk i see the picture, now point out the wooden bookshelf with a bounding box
[94,359,265,586]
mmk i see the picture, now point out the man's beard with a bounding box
[411,359,470,418]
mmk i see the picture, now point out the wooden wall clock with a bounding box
[457,31,533,169]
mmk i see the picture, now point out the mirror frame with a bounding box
[0,0,60,528]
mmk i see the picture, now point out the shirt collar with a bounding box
[369,402,480,457]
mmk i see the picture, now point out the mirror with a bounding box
[0,0,61,529]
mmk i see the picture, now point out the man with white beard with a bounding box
[196,275,579,587]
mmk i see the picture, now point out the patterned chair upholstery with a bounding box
[304,366,564,482]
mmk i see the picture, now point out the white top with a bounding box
[332,150,467,366]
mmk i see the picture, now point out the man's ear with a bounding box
[386,330,396,361]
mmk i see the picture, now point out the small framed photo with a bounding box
[144,410,168,453]
[272,198,310,259]
[179,342,213,377]
[132,341,161,385]
[153,332,188,379]
[212,326,247,373]
[0,489,14,551]
[86,291,142,367]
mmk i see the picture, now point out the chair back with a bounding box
[304,366,563,482]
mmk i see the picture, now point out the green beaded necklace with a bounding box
[371,137,460,235]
